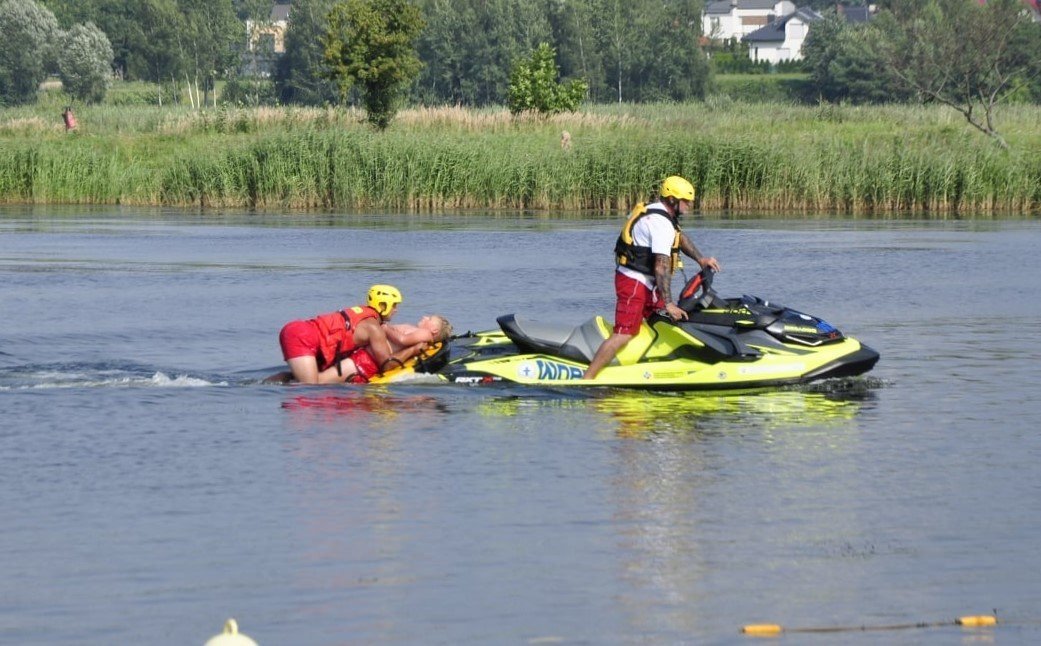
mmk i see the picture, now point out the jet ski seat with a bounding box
[496,314,608,364]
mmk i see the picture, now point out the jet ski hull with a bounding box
[440,331,878,390]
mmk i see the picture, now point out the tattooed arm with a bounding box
[654,254,688,321]
[679,231,720,272]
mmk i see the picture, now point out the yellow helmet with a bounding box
[661,175,695,202]
[367,284,402,317]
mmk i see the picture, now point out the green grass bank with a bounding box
[3,101,1041,215]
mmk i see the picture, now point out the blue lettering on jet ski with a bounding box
[536,359,584,380]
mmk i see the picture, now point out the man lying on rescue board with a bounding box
[384,314,453,352]
[266,285,450,385]
[337,313,454,383]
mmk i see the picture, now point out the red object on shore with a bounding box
[62,107,77,132]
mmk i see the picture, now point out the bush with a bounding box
[220,77,278,107]
[711,74,814,104]
[106,82,164,106]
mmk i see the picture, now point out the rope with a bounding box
[742,614,998,636]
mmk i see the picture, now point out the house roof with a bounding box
[270,4,291,21]
[838,6,871,24]
[743,7,822,43]
[705,0,784,14]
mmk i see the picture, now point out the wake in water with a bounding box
[802,375,888,397]
[0,358,886,396]
[0,362,228,390]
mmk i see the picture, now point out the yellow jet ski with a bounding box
[438,269,879,390]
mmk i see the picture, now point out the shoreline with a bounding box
[3,103,1041,215]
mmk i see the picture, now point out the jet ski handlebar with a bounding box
[677,267,717,312]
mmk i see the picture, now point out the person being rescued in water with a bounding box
[344,314,453,377]
[583,176,721,380]
[274,284,432,385]
[384,314,453,350]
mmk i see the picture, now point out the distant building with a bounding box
[702,1,797,41]
[243,3,291,76]
[246,3,291,55]
[703,2,878,64]
[742,7,822,64]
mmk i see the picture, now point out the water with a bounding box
[2,206,1040,644]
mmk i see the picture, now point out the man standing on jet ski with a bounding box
[583,176,721,379]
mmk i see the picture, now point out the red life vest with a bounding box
[312,305,381,371]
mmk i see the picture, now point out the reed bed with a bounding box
[2,102,1041,215]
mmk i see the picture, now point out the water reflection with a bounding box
[281,389,449,427]
[275,383,876,640]
[279,389,452,639]
[467,385,873,638]
[598,387,871,638]
[600,388,865,436]
[474,384,870,439]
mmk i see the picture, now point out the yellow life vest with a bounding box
[614,202,682,275]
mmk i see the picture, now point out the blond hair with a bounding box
[431,315,453,342]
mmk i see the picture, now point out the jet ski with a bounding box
[437,269,879,390]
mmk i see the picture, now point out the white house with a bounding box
[702,0,797,41]
[743,7,823,64]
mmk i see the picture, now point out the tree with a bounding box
[588,0,710,102]
[274,0,340,105]
[873,0,1041,148]
[92,0,146,80]
[39,0,98,28]
[802,14,903,103]
[57,22,114,103]
[420,0,713,105]
[128,0,185,90]
[0,0,60,105]
[508,42,587,114]
[175,0,242,107]
[599,0,637,102]
[413,0,475,103]
[634,0,710,101]
[546,0,605,100]
[233,0,271,21]
[415,0,552,105]
[324,0,425,129]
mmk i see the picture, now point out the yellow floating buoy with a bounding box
[205,618,258,646]
[741,624,783,636]
[957,615,997,627]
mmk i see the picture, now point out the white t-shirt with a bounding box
[617,201,676,289]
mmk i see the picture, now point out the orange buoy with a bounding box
[741,623,783,636]
[957,615,997,627]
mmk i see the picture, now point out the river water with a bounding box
[2,206,1040,645]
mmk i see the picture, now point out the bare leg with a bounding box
[286,356,321,384]
[271,356,361,385]
[583,333,632,380]
[316,357,359,384]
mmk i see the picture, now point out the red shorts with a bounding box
[280,320,378,382]
[347,349,379,383]
[279,319,321,361]
[613,271,662,335]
